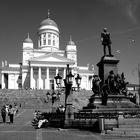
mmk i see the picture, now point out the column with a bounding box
[46,67,49,89]
[55,67,59,89]
[30,67,33,89]
[41,34,43,47]
[56,67,58,75]
[62,68,66,87]
[63,68,66,79]
[71,68,74,74]
[45,68,47,89]
[86,75,89,90]
[38,67,41,89]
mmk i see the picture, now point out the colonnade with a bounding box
[30,66,66,90]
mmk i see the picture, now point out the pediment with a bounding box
[30,52,73,63]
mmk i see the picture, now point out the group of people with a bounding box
[32,105,65,129]
[1,104,18,124]
[32,110,48,129]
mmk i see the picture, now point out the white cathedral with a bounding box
[1,13,94,90]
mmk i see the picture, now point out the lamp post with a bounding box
[54,73,62,89]
[64,65,74,127]
[54,64,74,127]
[75,74,82,91]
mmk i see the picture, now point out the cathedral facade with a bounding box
[1,15,94,90]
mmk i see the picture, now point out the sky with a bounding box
[0,0,140,84]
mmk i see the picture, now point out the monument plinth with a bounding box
[81,28,140,132]
[84,28,139,110]
[97,56,119,82]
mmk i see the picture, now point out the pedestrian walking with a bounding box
[5,104,9,114]
[8,105,14,123]
[1,105,6,123]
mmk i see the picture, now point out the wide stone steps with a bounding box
[113,127,140,132]
[119,124,140,128]
[104,118,140,139]
[103,135,140,140]
[119,118,140,124]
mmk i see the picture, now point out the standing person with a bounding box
[8,105,14,123]
[5,104,9,114]
[1,106,6,123]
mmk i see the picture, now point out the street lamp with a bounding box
[75,74,82,91]
[66,71,74,84]
[55,64,82,127]
[54,73,62,89]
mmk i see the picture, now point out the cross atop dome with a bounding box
[27,33,30,38]
[48,9,50,19]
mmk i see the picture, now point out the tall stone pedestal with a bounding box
[84,55,138,110]
[97,56,119,82]
[64,86,74,128]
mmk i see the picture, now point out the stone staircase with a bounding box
[103,118,140,140]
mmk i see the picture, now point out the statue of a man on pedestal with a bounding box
[101,28,113,56]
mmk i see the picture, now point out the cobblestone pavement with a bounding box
[0,109,102,140]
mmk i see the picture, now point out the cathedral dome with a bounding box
[38,17,59,33]
[40,18,58,28]
[38,10,59,34]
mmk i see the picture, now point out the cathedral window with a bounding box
[48,33,51,45]
[48,39,51,45]
[43,39,46,45]
[53,36,55,46]
[48,34,51,38]
[43,33,46,38]
[53,40,55,46]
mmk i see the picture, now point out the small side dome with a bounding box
[68,40,75,45]
[24,37,33,43]
[24,33,33,43]
[23,33,33,49]
[66,36,77,52]
[67,36,75,45]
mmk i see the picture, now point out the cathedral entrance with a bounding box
[50,79,54,90]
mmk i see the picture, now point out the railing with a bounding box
[40,110,140,121]
[124,111,140,118]
[42,112,65,121]
[74,112,118,120]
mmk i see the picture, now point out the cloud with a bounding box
[102,0,140,24]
